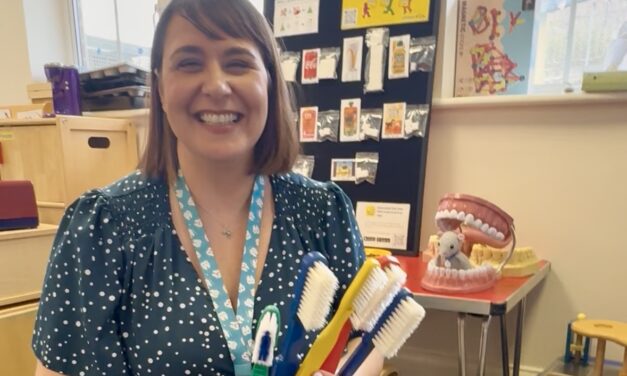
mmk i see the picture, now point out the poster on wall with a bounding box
[454,0,535,96]
[273,0,320,37]
[355,201,411,250]
[340,0,431,30]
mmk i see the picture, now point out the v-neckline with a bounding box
[167,175,279,307]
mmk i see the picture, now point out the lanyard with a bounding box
[175,171,264,376]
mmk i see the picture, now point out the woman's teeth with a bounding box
[199,113,240,124]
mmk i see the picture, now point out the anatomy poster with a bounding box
[341,0,431,30]
[454,0,534,96]
[274,0,320,37]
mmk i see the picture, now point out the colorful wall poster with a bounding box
[454,0,535,96]
[274,0,320,37]
[341,0,431,30]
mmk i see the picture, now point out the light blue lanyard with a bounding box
[175,171,264,376]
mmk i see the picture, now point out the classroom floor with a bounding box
[540,357,624,376]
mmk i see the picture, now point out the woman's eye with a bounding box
[176,60,202,70]
[226,60,252,71]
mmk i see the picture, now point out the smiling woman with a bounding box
[32,1,379,375]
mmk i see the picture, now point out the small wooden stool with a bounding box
[571,317,627,376]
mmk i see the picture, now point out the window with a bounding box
[71,0,265,71]
[531,0,627,93]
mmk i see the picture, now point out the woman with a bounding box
[33,0,382,375]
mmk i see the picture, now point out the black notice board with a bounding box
[264,1,440,255]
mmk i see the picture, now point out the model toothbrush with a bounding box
[317,255,408,373]
[337,288,426,376]
[296,258,389,376]
[252,305,281,376]
[353,255,408,332]
[271,252,339,376]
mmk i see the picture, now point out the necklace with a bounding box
[194,203,236,239]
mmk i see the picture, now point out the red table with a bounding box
[396,256,551,376]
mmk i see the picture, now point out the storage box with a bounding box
[0,181,38,230]
[0,103,53,120]
[26,82,52,104]
[0,116,138,224]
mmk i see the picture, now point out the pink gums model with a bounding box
[421,194,516,294]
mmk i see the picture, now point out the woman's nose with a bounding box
[200,64,232,98]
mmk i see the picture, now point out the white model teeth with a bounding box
[199,112,238,124]
[436,210,504,241]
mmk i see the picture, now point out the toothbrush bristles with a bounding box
[349,266,389,330]
[372,298,426,358]
[353,264,407,331]
[298,261,340,331]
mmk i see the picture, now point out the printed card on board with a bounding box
[388,34,411,79]
[342,36,364,82]
[382,102,406,139]
[331,158,356,181]
[299,106,319,142]
[274,0,320,37]
[339,98,361,142]
[301,48,320,84]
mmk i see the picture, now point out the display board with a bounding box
[264,0,440,255]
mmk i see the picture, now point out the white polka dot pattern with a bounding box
[31,171,365,375]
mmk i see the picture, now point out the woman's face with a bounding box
[159,14,269,167]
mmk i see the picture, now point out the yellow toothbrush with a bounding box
[296,258,388,376]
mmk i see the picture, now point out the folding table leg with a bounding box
[478,315,492,376]
[500,314,510,376]
[458,313,467,376]
[513,297,527,376]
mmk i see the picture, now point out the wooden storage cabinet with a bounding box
[0,302,40,376]
[0,225,58,375]
[0,116,138,224]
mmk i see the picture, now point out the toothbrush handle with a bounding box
[320,321,353,373]
[272,320,305,376]
[252,365,269,376]
[337,339,375,376]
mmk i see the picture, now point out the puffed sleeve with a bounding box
[32,191,131,374]
[321,183,365,290]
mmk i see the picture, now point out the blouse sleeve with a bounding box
[32,191,131,374]
[321,182,365,291]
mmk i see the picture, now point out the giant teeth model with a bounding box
[421,194,516,294]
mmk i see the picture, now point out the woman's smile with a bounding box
[159,14,269,165]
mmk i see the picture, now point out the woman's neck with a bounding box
[176,147,256,215]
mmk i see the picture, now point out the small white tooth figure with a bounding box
[437,231,473,270]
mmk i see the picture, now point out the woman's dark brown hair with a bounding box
[139,0,299,182]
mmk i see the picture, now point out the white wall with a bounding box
[0,0,32,104]
[393,98,627,374]
[0,0,73,104]
[22,0,73,81]
[389,1,627,373]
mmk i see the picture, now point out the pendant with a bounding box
[222,229,232,239]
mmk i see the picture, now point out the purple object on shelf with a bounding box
[44,63,81,115]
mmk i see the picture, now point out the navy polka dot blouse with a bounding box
[32,171,365,375]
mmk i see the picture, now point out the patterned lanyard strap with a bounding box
[175,171,265,376]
